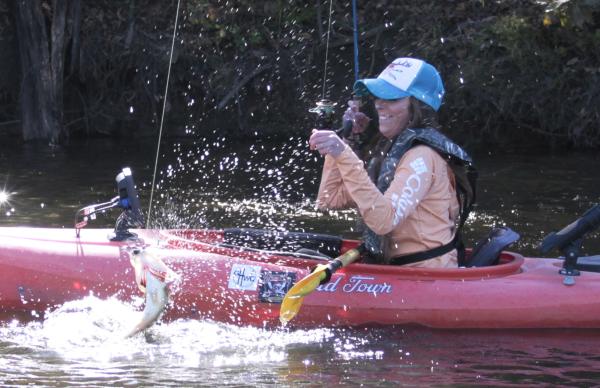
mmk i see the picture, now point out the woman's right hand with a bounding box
[309,130,346,158]
[343,100,371,134]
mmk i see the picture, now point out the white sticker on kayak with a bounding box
[228,264,261,291]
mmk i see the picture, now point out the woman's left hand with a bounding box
[343,100,371,135]
[309,130,346,158]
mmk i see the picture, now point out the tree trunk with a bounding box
[50,0,68,142]
[14,0,68,144]
[67,0,81,76]
[124,0,136,50]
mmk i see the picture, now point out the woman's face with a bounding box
[374,97,411,139]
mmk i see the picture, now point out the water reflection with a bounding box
[282,327,600,386]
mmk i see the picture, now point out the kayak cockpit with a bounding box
[159,228,525,280]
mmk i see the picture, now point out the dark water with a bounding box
[1,138,600,386]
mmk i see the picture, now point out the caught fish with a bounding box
[126,247,179,337]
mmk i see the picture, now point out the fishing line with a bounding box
[321,0,334,99]
[146,0,181,228]
[351,0,359,81]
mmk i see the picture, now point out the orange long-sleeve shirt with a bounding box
[317,144,459,268]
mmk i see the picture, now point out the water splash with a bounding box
[3,297,600,386]
[0,296,335,367]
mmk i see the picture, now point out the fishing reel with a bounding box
[309,99,337,130]
[309,98,360,138]
[75,167,145,240]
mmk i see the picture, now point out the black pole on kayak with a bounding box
[111,168,145,241]
[540,204,600,285]
[74,167,144,240]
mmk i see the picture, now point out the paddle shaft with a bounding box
[320,243,367,284]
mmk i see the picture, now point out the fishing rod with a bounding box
[147,0,182,228]
[352,0,359,82]
[309,0,360,137]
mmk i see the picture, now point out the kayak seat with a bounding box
[223,228,343,257]
[467,227,520,267]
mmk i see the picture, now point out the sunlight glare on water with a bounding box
[0,191,9,205]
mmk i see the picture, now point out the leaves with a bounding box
[12,0,598,147]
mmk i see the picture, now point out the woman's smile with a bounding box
[375,97,411,139]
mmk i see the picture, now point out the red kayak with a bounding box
[2,225,600,329]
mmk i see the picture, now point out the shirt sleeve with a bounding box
[316,153,356,209]
[334,145,435,235]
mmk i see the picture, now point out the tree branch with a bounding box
[217,64,272,110]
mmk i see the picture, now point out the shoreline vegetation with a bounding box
[0,0,598,149]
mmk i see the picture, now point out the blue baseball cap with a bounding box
[353,58,445,111]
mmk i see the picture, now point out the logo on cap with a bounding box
[379,58,423,91]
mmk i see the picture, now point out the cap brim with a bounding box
[353,78,411,100]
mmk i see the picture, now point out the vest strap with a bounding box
[389,234,459,266]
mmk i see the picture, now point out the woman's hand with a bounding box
[309,130,346,158]
[343,99,371,134]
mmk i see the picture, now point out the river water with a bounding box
[1,138,600,386]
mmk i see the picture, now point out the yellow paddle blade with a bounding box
[279,295,305,325]
[286,264,328,298]
[279,264,328,324]
[279,245,365,325]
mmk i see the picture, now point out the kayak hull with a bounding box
[1,227,599,329]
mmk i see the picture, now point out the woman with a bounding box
[309,58,475,268]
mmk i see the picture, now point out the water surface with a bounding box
[1,138,600,386]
